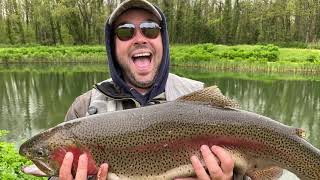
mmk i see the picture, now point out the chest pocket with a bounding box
[86,88,141,116]
[86,89,123,116]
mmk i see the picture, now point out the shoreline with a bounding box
[1,61,320,74]
[1,44,320,73]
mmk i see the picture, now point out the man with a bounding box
[59,0,234,179]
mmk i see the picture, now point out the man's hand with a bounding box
[59,152,109,180]
[176,145,234,180]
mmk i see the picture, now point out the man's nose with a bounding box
[133,29,147,44]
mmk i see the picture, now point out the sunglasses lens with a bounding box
[141,22,161,39]
[115,22,160,41]
[116,25,134,41]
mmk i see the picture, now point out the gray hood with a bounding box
[104,5,170,106]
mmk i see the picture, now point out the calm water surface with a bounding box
[1,64,319,179]
[0,64,319,179]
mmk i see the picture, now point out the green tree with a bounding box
[0,0,319,45]
[222,0,232,44]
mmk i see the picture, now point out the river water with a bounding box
[0,64,319,179]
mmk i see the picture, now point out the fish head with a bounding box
[19,133,57,175]
[19,127,75,176]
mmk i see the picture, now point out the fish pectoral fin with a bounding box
[247,166,283,180]
[162,164,195,179]
[108,172,133,180]
[112,165,196,180]
[177,85,240,109]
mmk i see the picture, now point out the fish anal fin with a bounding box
[231,149,251,178]
[247,166,283,180]
[178,85,240,109]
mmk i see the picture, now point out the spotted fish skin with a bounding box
[19,89,320,180]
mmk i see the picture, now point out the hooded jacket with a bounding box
[103,5,170,106]
[63,3,204,121]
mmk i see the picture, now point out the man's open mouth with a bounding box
[132,52,152,69]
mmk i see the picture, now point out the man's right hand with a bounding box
[59,152,109,180]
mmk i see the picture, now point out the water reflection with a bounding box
[0,65,319,150]
[0,68,108,143]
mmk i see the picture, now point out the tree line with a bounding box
[0,0,319,45]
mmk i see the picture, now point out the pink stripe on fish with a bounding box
[51,146,98,175]
[122,135,266,153]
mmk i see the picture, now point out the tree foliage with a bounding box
[0,0,319,45]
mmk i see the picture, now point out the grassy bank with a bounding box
[0,45,106,63]
[0,44,320,72]
[170,44,320,73]
[0,130,45,179]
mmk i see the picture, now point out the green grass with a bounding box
[171,66,320,82]
[0,63,108,73]
[0,130,46,180]
[170,44,320,73]
[1,44,320,72]
[170,43,320,64]
[171,44,279,63]
[279,48,320,63]
[0,45,106,63]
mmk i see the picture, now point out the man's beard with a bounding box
[122,68,157,90]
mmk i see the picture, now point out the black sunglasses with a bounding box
[115,21,161,41]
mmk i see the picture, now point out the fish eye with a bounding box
[36,148,48,157]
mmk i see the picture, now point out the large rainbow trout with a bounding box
[19,86,320,180]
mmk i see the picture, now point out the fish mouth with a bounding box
[21,164,47,177]
[31,158,55,176]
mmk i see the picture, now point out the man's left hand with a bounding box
[176,145,234,180]
[59,152,109,180]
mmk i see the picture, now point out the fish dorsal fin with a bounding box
[178,85,240,109]
[247,166,283,180]
[295,128,306,138]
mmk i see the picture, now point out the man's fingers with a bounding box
[97,163,109,180]
[59,152,74,180]
[211,145,234,175]
[75,153,88,180]
[190,155,210,180]
[201,145,224,179]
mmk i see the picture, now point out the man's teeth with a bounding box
[133,52,151,58]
